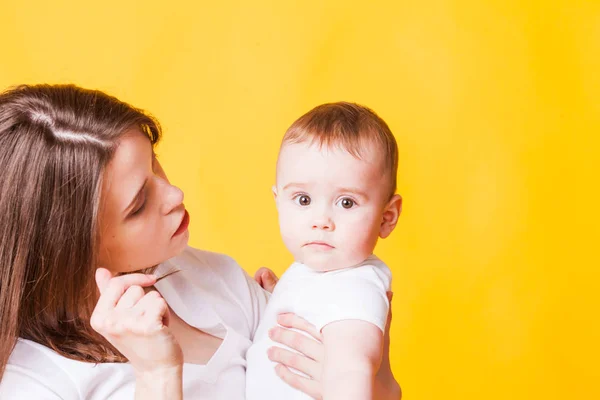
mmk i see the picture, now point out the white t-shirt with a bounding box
[0,247,270,399]
[246,255,391,400]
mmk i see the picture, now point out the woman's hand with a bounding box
[90,268,184,375]
[268,313,324,398]
[269,300,401,400]
[254,267,402,400]
[255,268,401,399]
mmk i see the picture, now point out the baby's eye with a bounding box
[337,197,355,209]
[294,195,311,206]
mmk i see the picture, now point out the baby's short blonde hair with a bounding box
[282,102,398,197]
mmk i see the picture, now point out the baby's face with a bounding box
[274,141,392,271]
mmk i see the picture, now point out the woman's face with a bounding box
[97,129,190,273]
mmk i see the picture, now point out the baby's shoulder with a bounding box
[333,255,392,283]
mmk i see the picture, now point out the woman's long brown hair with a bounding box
[0,84,161,379]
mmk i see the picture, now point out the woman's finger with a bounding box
[275,364,321,400]
[133,290,170,328]
[277,313,322,341]
[254,267,279,293]
[95,268,113,292]
[115,285,146,309]
[268,346,320,380]
[94,270,156,311]
[269,326,323,362]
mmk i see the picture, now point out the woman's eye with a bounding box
[130,192,147,217]
[294,195,311,206]
[337,197,355,209]
[130,201,145,216]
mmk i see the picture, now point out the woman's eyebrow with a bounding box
[123,178,147,215]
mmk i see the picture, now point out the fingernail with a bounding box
[268,328,276,338]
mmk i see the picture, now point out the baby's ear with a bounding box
[272,185,278,200]
[379,194,402,239]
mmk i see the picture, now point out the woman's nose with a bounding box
[160,180,184,214]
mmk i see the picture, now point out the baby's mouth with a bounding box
[304,241,335,249]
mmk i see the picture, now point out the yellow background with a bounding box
[1,0,598,398]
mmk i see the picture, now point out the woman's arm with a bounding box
[91,269,184,400]
[134,366,183,400]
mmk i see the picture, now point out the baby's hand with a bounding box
[254,267,279,293]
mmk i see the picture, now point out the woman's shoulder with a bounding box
[2,339,135,399]
[7,339,76,379]
[164,246,240,276]
[1,339,83,399]
[157,246,269,338]
[167,245,267,302]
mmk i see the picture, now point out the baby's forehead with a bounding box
[278,140,386,170]
[277,142,389,185]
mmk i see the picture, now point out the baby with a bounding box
[246,102,402,399]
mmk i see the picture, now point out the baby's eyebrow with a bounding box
[336,187,369,199]
[282,182,309,191]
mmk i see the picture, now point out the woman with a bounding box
[0,84,400,399]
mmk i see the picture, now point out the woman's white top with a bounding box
[0,247,270,399]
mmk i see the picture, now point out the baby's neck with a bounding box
[299,254,375,273]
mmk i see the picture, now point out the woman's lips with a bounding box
[173,209,190,237]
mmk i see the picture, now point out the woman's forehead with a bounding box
[101,130,152,215]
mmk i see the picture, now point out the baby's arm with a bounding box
[322,320,384,400]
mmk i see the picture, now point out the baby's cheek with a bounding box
[279,227,301,254]
[283,214,306,237]
[345,229,378,260]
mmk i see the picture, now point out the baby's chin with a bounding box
[297,252,370,272]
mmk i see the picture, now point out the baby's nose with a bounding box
[312,216,335,231]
